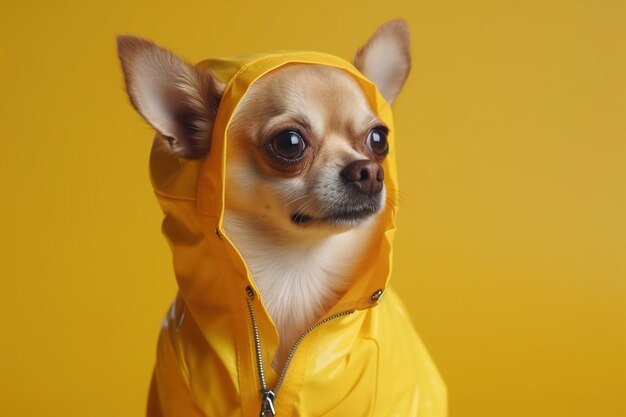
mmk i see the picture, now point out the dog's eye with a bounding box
[367,127,389,156]
[270,130,306,160]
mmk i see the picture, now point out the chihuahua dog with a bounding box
[118,20,410,373]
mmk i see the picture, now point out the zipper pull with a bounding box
[259,389,276,416]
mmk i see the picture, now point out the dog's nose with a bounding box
[341,160,384,196]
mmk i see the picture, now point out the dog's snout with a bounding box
[341,160,384,196]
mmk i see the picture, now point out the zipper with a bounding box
[245,297,355,416]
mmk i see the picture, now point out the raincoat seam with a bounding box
[367,336,380,417]
[235,286,252,417]
[153,188,196,201]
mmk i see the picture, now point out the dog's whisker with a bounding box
[280,194,311,211]
[291,199,315,214]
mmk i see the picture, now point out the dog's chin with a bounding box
[289,205,381,231]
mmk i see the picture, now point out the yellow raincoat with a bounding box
[147,51,447,417]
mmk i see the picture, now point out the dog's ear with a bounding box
[353,20,411,106]
[116,35,223,159]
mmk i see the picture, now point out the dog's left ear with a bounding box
[117,35,224,159]
[354,20,411,106]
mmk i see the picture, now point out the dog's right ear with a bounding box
[353,20,411,106]
[116,36,223,159]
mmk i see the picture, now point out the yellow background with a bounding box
[1,1,624,416]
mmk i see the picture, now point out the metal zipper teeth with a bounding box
[245,298,355,401]
[274,308,355,393]
[246,298,268,391]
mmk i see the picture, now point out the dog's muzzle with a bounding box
[290,160,385,227]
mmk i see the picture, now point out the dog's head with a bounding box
[118,20,410,237]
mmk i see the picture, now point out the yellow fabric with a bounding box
[148,51,447,417]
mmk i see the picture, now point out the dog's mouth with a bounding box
[290,205,380,226]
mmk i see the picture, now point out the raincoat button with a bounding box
[246,286,255,300]
[369,289,383,303]
[214,228,222,239]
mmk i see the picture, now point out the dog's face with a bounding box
[225,64,390,235]
[117,20,410,236]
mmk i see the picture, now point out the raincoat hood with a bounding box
[147,52,447,417]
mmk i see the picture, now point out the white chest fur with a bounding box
[222,213,372,370]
